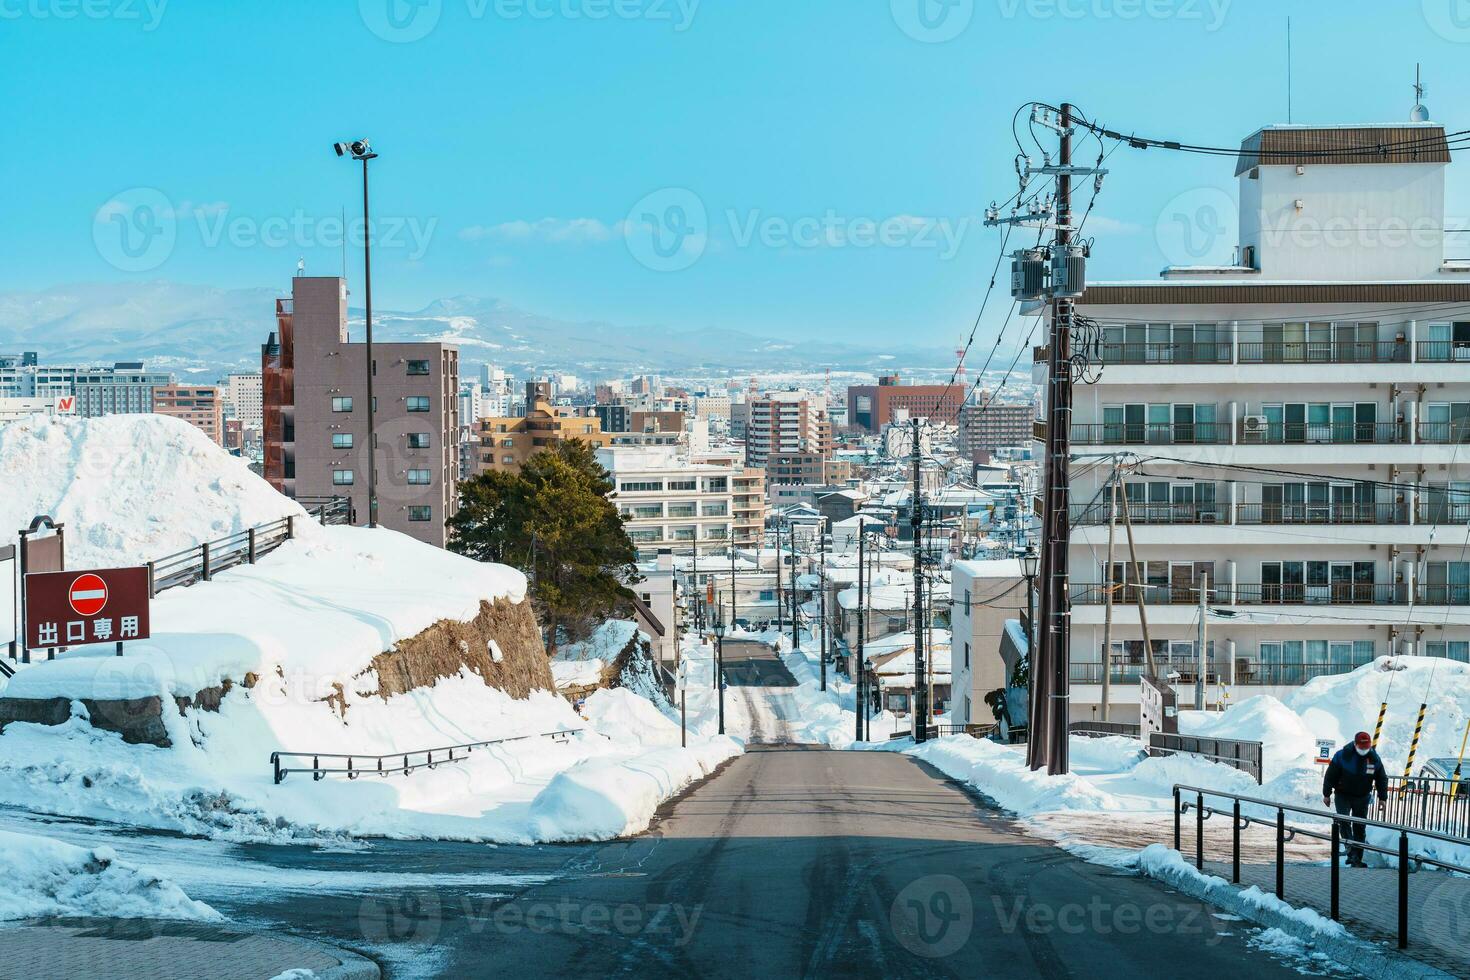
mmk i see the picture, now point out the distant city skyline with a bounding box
[5,1,1470,351]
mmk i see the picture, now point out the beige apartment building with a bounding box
[475,381,612,475]
[746,392,832,468]
[153,384,223,444]
[262,276,460,547]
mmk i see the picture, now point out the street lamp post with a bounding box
[713,608,727,736]
[333,138,380,529]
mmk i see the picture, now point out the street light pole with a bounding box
[333,138,380,529]
[856,529,867,742]
[714,608,726,736]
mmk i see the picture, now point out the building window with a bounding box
[332,469,354,486]
[620,481,664,493]
[406,360,431,376]
[332,396,353,413]
[502,455,515,465]
[406,396,431,413]
[408,505,432,522]
[668,480,697,491]
[332,433,354,449]
[407,432,431,449]
[408,468,431,485]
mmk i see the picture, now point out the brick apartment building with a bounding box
[153,384,223,444]
[476,381,613,475]
[262,277,460,548]
[846,374,965,433]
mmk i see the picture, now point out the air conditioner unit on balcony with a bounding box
[1242,415,1269,442]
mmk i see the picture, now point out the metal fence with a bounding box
[1383,775,1470,838]
[1069,721,1141,738]
[148,498,352,596]
[1150,732,1263,783]
[1173,784,1470,951]
[270,728,592,784]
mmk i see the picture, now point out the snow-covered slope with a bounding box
[0,414,741,843]
[0,413,313,567]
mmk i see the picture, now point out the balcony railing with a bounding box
[1234,502,1408,526]
[1419,502,1470,524]
[1096,342,1232,365]
[1415,422,1470,445]
[1071,422,1230,446]
[1071,582,1406,606]
[1237,341,1409,364]
[1068,661,1366,686]
[1416,341,1470,363]
[1070,503,1226,526]
[1239,420,1406,444]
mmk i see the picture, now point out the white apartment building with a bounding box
[599,445,765,557]
[1038,120,1470,724]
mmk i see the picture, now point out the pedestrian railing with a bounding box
[1151,733,1263,783]
[269,728,593,784]
[1069,721,1141,738]
[1172,784,1470,951]
[148,497,352,596]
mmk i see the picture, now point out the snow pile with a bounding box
[1182,695,1319,775]
[0,413,315,567]
[556,620,640,663]
[550,659,605,689]
[527,737,741,841]
[0,829,220,922]
[583,687,682,746]
[904,736,1125,815]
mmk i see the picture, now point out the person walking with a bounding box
[1322,731,1388,867]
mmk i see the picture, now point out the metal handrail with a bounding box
[148,498,352,596]
[270,728,596,784]
[1171,782,1470,950]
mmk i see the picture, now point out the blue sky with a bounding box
[4,0,1470,348]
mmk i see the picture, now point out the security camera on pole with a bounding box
[986,102,1102,776]
[332,138,380,530]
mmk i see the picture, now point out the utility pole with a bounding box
[776,520,786,635]
[1196,572,1209,710]
[1118,482,1159,678]
[791,525,800,652]
[691,544,700,632]
[911,415,927,743]
[729,544,738,637]
[819,519,828,691]
[1100,475,1118,722]
[856,528,867,742]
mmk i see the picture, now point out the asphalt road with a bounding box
[720,639,799,687]
[172,747,1327,979]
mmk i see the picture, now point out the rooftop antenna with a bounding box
[296,256,305,278]
[1411,64,1430,122]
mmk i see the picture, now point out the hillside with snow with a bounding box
[0,414,740,844]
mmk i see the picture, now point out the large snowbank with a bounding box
[0,829,220,922]
[0,413,314,567]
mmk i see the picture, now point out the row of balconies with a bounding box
[1068,660,1367,686]
[1092,340,1468,366]
[1069,581,1470,607]
[1071,501,1470,527]
[1066,420,1443,446]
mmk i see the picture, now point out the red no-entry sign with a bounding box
[68,573,109,617]
[24,566,150,650]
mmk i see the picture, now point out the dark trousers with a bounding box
[1334,794,1369,863]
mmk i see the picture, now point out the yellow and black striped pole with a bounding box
[1372,700,1389,750]
[1450,719,1470,805]
[1402,702,1428,782]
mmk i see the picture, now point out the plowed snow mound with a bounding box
[0,412,315,566]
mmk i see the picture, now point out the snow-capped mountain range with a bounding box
[0,282,958,381]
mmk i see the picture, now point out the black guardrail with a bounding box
[1151,732,1263,783]
[270,727,595,784]
[148,497,352,596]
[1069,721,1141,738]
[1173,783,1470,951]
